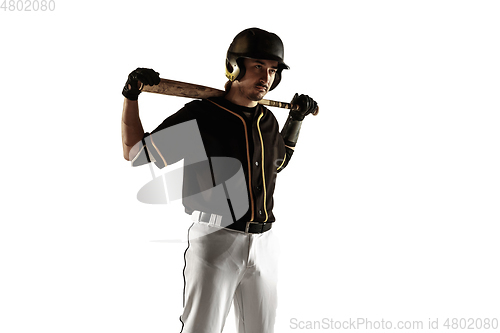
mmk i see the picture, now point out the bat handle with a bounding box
[259,100,319,116]
[292,103,320,116]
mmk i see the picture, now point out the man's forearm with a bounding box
[121,98,144,161]
[280,115,302,148]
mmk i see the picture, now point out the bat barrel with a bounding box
[141,79,225,99]
[140,78,317,115]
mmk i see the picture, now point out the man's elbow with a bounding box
[122,144,134,162]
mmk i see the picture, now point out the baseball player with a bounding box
[121,27,317,333]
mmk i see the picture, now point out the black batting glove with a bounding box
[122,68,161,101]
[289,93,318,121]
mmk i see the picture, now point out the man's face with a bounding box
[235,58,279,102]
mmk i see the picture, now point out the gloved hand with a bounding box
[289,93,318,120]
[122,68,161,101]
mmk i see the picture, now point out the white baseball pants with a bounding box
[179,221,280,333]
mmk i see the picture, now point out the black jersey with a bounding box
[132,97,291,225]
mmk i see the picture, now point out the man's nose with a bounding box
[260,71,271,84]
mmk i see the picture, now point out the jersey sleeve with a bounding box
[276,146,294,173]
[131,101,204,168]
[263,108,291,173]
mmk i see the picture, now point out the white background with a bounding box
[1,0,499,332]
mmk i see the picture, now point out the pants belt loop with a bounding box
[191,211,201,222]
[192,211,223,227]
[209,214,222,227]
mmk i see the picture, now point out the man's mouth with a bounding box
[256,84,268,92]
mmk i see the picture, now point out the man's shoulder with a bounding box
[184,98,208,108]
[182,98,226,113]
[260,105,281,125]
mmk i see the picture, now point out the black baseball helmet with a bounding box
[225,28,289,91]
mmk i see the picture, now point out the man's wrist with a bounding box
[122,87,140,101]
[289,111,305,121]
[281,115,303,147]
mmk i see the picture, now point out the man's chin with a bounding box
[250,91,267,101]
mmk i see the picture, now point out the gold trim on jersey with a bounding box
[256,111,269,222]
[276,153,287,171]
[206,99,255,222]
[149,135,168,167]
